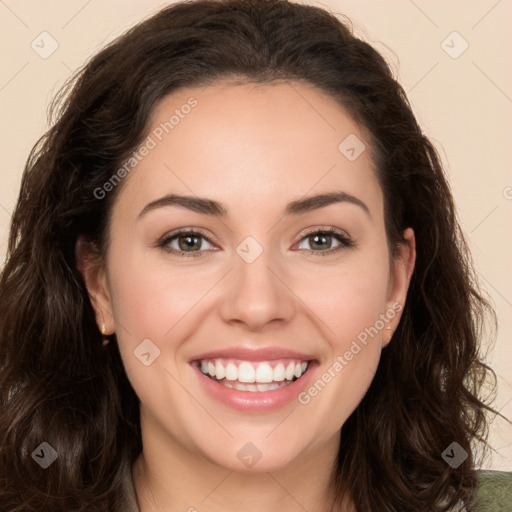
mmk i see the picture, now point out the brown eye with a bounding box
[296,228,353,255]
[176,233,203,252]
[158,229,216,257]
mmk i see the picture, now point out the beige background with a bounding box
[0,0,510,470]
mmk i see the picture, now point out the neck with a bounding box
[132,418,351,512]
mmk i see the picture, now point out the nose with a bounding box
[218,245,296,331]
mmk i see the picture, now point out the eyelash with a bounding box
[157,227,354,258]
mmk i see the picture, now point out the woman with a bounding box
[0,0,507,510]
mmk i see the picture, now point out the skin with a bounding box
[80,80,415,511]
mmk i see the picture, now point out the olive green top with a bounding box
[472,471,512,512]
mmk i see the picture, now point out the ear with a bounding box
[383,227,416,346]
[75,235,115,335]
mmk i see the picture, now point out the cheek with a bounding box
[106,251,203,411]
[331,269,388,344]
[105,242,213,389]
[108,248,207,338]
[296,247,391,346]
[296,259,389,426]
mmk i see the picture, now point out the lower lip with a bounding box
[191,361,317,413]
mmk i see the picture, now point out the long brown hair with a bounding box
[0,1,500,510]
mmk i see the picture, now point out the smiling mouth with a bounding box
[195,358,310,392]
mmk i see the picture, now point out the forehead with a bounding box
[114,80,383,222]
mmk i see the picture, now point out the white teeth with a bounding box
[234,382,258,392]
[273,363,285,381]
[255,363,274,383]
[233,381,290,392]
[215,361,225,380]
[199,358,310,385]
[285,362,295,380]
[238,362,255,383]
[225,362,238,381]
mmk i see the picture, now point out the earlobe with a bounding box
[75,235,115,334]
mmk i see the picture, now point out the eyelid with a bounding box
[298,225,351,241]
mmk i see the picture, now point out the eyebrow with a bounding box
[138,190,371,219]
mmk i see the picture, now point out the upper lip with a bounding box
[190,346,315,362]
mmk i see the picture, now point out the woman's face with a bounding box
[84,80,415,473]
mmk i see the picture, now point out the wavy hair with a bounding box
[0,0,500,510]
